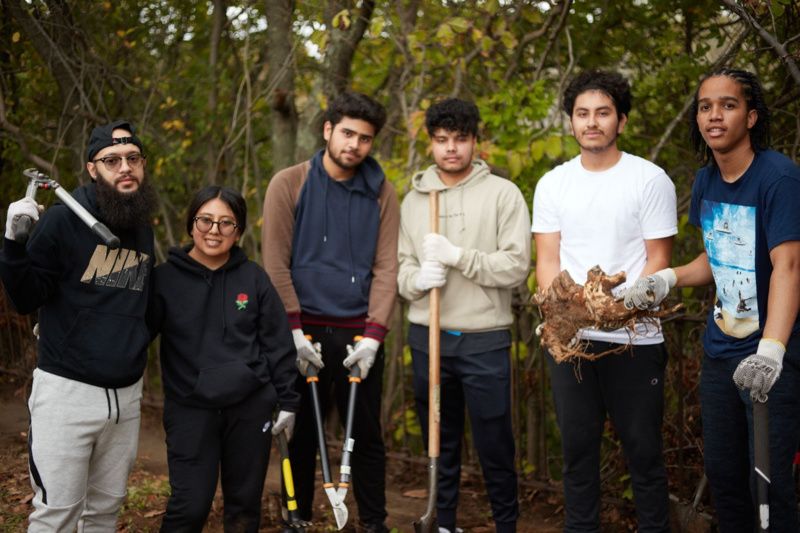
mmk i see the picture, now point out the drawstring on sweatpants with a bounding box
[104,388,121,424]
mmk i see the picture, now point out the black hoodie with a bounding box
[149,245,299,410]
[0,182,153,388]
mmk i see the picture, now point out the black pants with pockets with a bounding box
[160,384,276,533]
[288,324,387,526]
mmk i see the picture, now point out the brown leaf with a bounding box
[402,488,428,499]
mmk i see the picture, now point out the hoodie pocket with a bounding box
[63,309,149,385]
[189,361,262,408]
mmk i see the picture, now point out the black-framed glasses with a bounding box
[93,153,145,171]
[193,216,238,236]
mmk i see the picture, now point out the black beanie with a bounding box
[86,120,144,162]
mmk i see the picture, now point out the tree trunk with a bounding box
[265,0,298,175]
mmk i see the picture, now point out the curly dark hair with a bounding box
[689,68,771,166]
[563,70,632,120]
[325,92,387,135]
[425,98,480,137]
[186,185,247,236]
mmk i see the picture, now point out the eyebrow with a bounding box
[697,96,740,103]
[574,105,614,112]
[342,128,373,139]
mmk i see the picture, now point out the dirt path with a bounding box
[0,375,563,532]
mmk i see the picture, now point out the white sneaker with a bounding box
[438,528,463,533]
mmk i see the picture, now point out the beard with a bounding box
[95,176,157,230]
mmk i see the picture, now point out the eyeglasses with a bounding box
[193,216,238,236]
[93,153,145,171]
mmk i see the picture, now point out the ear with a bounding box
[323,121,333,142]
[617,113,628,134]
[747,109,758,130]
[86,162,98,179]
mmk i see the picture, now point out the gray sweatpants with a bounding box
[27,368,143,532]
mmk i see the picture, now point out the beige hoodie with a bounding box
[398,160,531,331]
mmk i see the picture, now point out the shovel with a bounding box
[753,399,770,532]
[414,190,441,533]
[337,337,363,506]
[275,429,310,531]
[305,361,349,529]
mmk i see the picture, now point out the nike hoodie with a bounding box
[149,245,300,410]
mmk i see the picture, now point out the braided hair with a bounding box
[690,68,771,166]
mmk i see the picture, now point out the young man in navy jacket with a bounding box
[262,92,400,532]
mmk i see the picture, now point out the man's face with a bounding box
[570,90,627,154]
[695,75,757,156]
[430,128,476,180]
[323,117,376,171]
[86,128,146,193]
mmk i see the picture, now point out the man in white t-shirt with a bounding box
[532,70,677,532]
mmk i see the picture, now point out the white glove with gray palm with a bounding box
[271,410,296,440]
[733,338,785,402]
[292,328,323,376]
[343,337,380,379]
[623,268,677,310]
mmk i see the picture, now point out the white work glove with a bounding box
[5,197,42,241]
[733,338,785,402]
[271,410,296,440]
[423,233,462,267]
[623,268,677,310]
[292,328,323,376]
[343,337,380,379]
[415,261,447,292]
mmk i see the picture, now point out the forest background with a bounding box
[1,0,799,527]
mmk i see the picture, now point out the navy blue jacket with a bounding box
[290,150,383,319]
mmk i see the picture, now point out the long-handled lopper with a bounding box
[304,339,349,530]
[274,428,311,531]
[17,168,120,248]
[337,336,364,506]
[414,190,441,533]
[753,398,770,532]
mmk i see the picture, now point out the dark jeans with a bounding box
[547,342,670,533]
[700,335,800,533]
[288,324,387,526]
[160,385,276,533]
[412,345,518,533]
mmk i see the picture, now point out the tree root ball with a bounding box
[532,266,683,363]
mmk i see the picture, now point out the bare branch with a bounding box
[720,0,800,87]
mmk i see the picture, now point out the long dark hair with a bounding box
[689,67,771,166]
[185,185,247,236]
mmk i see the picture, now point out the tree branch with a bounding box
[720,0,800,87]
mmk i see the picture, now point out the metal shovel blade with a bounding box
[325,486,348,530]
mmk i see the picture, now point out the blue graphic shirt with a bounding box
[689,149,800,359]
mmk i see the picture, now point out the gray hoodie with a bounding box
[398,160,531,331]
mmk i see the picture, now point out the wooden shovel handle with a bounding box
[428,190,441,458]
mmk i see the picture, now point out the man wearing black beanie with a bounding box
[1,120,155,531]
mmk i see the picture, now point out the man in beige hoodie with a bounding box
[398,98,531,533]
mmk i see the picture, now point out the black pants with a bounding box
[288,324,387,525]
[547,341,669,533]
[160,385,277,533]
[412,346,518,533]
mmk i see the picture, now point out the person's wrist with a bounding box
[758,338,786,363]
[655,268,677,288]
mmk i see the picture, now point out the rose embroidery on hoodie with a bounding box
[236,293,249,311]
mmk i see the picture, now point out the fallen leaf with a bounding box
[402,489,427,499]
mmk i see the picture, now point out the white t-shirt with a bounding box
[532,152,678,344]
